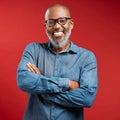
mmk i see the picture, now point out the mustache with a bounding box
[52,28,64,33]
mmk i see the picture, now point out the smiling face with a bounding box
[45,4,74,50]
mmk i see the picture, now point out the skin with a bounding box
[27,4,80,90]
[45,4,73,53]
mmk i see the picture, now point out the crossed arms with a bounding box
[17,43,98,108]
[26,62,80,90]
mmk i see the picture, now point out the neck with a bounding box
[54,41,70,53]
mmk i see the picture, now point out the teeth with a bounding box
[54,32,63,37]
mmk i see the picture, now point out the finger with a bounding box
[27,63,36,73]
[33,64,41,74]
[27,68,31,72]
[31,64,41,74]
[27,63,41,74]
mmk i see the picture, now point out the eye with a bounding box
[59,18,66,24]
[47,20,55,26]
[49,20,54,24]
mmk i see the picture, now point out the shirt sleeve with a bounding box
[17,43,69,94]
[41,52,98,108]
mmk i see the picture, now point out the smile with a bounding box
[53,31,64,37]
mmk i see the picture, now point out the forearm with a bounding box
[41,85,97,108]
[17,43,70,94]
[17,62,80,94]
[17,69,70,94]
[41,57,98,108]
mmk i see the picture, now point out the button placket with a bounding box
[54,55,60,77]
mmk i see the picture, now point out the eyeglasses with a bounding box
[45,17,71,27]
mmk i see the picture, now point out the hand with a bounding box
[26,62,41,74]
[69,80,80,90]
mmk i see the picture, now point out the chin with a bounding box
[48,30,71,48]
[51,38,69,48]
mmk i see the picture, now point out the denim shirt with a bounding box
[17,42,98,120]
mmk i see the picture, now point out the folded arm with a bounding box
[42,65,98,108]
[17,43,79,94]
[17,43,98,108]
[40,52,98,108]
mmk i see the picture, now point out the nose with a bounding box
[53,22,61,29]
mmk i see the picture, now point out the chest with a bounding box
[36,51,81,82]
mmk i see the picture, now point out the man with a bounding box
[17,3,98,120]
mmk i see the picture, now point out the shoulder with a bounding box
[72,42,97,61]
[24,42,48,51]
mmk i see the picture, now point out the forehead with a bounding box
[45,6,71,20]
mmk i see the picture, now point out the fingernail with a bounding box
[28,68,31,72]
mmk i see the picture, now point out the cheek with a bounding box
[64,23,73,32]
[64,26,72,33]
[46,26,53,33]
[46,29,52,34]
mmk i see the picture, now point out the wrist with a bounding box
[69,80,71,89]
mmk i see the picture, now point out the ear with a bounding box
[44,23,47,28]
[70,19,74,29]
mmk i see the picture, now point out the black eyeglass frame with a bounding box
[45,17,72,27]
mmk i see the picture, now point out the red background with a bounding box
[0,0,120,120]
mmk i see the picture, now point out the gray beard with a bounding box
[46,29,71,48]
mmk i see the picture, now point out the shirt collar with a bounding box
[46,41,79,54]
[68,42,79,53]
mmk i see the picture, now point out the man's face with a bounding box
[45,6,74,48]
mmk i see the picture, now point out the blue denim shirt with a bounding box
[17,42,98,120]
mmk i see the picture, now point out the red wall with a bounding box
[0,0,120,120]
